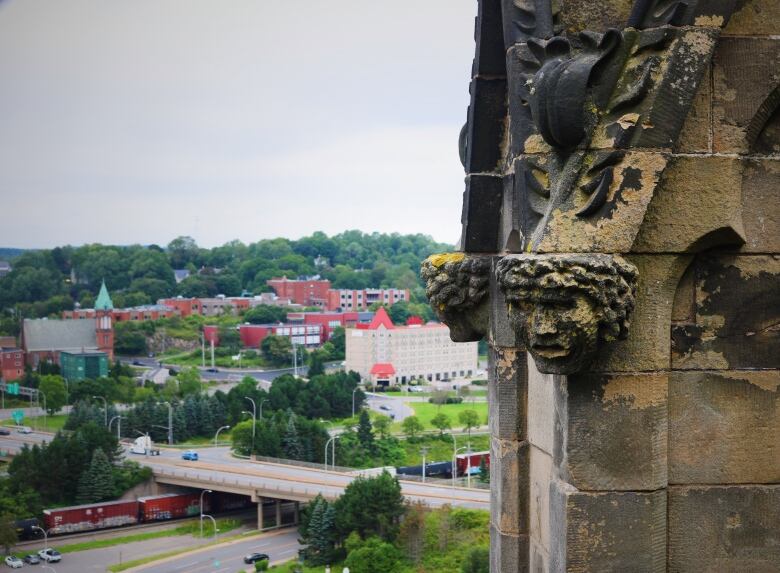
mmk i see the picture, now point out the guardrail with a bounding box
[152,466,337,500]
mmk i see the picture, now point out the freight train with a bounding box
[396,451,490,480]
[16,491,253,538]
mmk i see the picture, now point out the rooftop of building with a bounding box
[94,280,114,311]
[61,350,108,357]
[23,318,98,352]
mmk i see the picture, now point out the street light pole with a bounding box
[108,415,124,441]
[244,396,257,454]
[158,401,173,445]
[199,489,212,538]
[32,525,48,552]
[453,446,467,490]
[259,398,268,420]
[420,446,429,483]
[38,390,47,432]
[214,425,230,447]
[351,387,359,418]
[324,435,340,470]
[202,514,218,539]
[93,395,108,426]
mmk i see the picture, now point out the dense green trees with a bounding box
[38,375,67,414]
[0,231,450,330]
[5,423,129,514]
[77,449,115,504]
[335,471,404,542]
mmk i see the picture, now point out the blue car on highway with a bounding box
[181,450,199,461]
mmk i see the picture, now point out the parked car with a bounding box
[37,548,61,563]
[17,427,32,434]
[23,554,39,564]
[131,360,143,366]
[243,552,270,564]
[181,450,199,461]
[0,428,10,436]
[4,556,23,568]
[379,405,391,411]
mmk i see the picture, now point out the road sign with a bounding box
[6,383,19,395]
[11,410,24,424]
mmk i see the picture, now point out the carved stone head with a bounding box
[421,253,491,342]
[497,254,638,374]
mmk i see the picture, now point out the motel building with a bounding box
[345,308,478,387]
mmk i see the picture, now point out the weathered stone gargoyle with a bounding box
[496,254,638,374]
[421,253,491,342]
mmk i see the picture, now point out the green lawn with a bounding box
[1,414,69,432]
[400,434,489,466]
[15,518,242,560]
[394,401,489,433]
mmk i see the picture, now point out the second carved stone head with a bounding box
[497,254,638,374]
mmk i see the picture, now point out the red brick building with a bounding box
[64,304,176,322]
[325,288,410,311]
[23,281,115,365]
[266,277,331,308]
[0,347,24,381]
[286,311,362,340]
[158,298,202,317]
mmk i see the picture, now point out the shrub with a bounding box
[461,546,489,573]
[343,537,403,573]
[255,558,269,571]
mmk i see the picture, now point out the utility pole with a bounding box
[158,401,173,445]
[201,333,206,368]
[210,339,215,369]
[93,395,108,426]
[292,341,298,377]
[420,446,429,483]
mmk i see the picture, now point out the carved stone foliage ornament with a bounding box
[497,254,638,374]
[421,253,491,343]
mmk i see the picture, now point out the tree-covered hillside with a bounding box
[0,232,450,332]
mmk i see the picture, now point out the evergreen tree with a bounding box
[357,410,374,452]
[282,412,304,460]
[0,514,18,556]
[478,456,490,483]
[76,449,115,504]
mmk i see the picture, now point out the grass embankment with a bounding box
[399,434,489,466]
[107,526,255,572]
[393,402,489,433]
[17,518,243,562]
[1,414,69,432]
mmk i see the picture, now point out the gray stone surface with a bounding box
[668,485,780,572]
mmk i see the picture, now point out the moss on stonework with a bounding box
[426,252,465,268]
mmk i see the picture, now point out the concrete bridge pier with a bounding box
[257,497,265,530]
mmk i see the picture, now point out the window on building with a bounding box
[435,373,440,381]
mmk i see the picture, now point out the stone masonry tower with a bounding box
[422,1,779,571]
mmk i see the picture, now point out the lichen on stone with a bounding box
[497,253,639,374]
[421,253,491,342]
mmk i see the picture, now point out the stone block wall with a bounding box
[427,0,779,571]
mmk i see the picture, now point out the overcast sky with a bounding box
[0,0,476,249]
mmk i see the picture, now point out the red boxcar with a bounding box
[44,500,140,534]
[455,451,490,477]
[139,493,205,521]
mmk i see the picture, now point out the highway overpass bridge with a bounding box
[1,433,489,530]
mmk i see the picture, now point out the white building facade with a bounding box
[345,308,478,386]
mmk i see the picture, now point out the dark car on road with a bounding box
[243,552,269,564]
[23,554,40,564]
[0,428,10,436]
[205,367,219,373]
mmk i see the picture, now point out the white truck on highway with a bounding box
[129,435,160,456]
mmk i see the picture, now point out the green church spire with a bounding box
[95,280,114,311]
